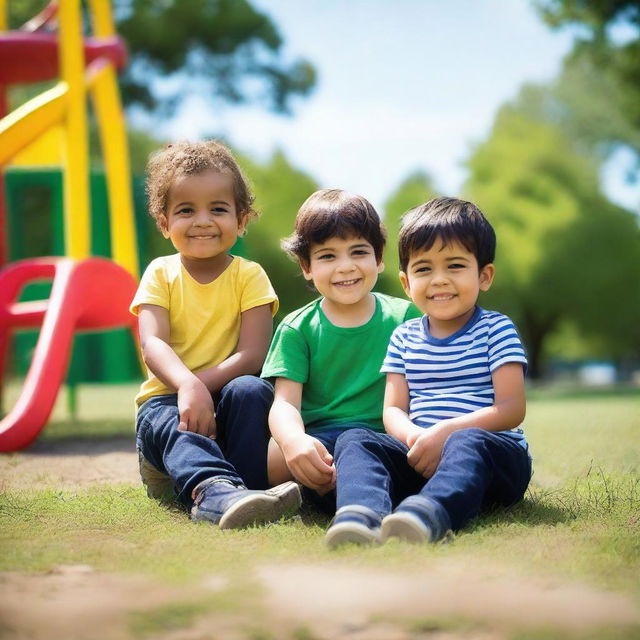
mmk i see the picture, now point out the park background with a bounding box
[1,3,640,639]
[5,0,640,387]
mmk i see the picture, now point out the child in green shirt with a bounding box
[261,189,418,546]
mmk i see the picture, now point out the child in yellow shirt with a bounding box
[130,140,300,528]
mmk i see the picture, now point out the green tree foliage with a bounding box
[549,55,640,163]
[378,171,438,297]
[117,0,316,116]
[466,91,640,377]
[536,0,640,153]
[241,150,319,321]
[9,1,316,117]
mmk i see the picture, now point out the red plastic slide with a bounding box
[0,33,127,85]
[0,257,138,451]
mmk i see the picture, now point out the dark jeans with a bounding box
[136,375,273,507]
[333,427,532,531]
[303,424,382,514]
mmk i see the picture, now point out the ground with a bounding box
[1,433,639,640]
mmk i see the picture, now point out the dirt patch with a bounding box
[0,437,141,490]
[1,561,638,640]
[258,561,640,637]
[0,565,215,640]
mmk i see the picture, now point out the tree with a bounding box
[465,90,640,377]
[9,0,317,117]
[535,1,640,186]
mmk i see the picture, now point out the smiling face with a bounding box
[400,238,495,338]
[302,235,384,309]
[161,170,246,264]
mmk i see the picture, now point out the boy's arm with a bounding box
[407,362,526,478]
[383,373,423,446]
[138,304,215,437]
[196,303,273,393]
[269,377,335,493]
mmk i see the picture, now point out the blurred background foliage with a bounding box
[6,0,640,379]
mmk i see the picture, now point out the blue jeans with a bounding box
[303,424,382,514]
[136,375,273,507]
[333,427,532,531]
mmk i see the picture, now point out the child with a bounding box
[130,140,300,529]
[327,196,531,545]
[262,189,419,546]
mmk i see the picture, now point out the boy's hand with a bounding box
[281,433,335,494]
[405,425,425,448]
[407,421,453,479]
[177,379,217,438]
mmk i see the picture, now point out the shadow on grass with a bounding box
[4,417,138,456]
[468,490,576,534]
[39,418,134,440]
[501,495,573,525]
[472,468,640,532]
[23,430,135,457]
[298,503,331,528]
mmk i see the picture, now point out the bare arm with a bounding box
[138,304,215,437]
[196,303,274,393]
[407,362,527,478]
[269,377,335,493]
[383,373,423,446]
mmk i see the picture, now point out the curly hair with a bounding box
[145,140,258,230]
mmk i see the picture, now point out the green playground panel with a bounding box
[5,168,145,383]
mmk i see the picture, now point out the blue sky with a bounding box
[161,0,637,214]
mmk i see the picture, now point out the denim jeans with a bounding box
[135,375,273,507]
[333,427,532,531]
[302,424,383,514]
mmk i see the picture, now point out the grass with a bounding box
[1,382,639,639]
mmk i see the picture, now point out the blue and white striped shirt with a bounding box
[381,307,527,438]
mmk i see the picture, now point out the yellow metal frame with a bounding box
[0,0,139,277]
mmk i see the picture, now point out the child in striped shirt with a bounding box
[324,197,532,547]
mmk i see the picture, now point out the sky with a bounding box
[162,0,638,215]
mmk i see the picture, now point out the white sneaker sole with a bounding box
[324,522,381,549]
[380,511,431,544]
[219,481,301,530]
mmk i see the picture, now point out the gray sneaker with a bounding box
[380,496,452,544]
[324,505,382,549]
[191,479,301,529]
[380,510,434,543]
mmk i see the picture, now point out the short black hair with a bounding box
[398,196,495,272]
[283,189,386,267]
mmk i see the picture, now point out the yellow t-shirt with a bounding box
[130,254,278,406]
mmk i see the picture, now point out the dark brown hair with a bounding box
[145,140,257,230]
[283,189,386,267]
[399,197,496,272]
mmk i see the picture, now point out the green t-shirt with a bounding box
[262,293,419,433]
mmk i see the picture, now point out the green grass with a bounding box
[1,383,639,639]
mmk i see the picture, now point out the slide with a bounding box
[0,257,138,451]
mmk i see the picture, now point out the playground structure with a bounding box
[0,1,140,451]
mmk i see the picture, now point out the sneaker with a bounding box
[380,510,433,543]
[191,479,301,529]
[380,496,452,544]
[324,505,382,549]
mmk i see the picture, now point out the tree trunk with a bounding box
[520,311,558,380]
